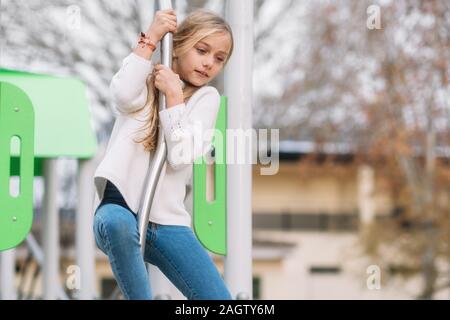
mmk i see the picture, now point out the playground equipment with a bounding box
[0,82,35,300]
[137,0,173,259]
[0,69,97,299]
[193,100,227,255]
[0,82,35,252]
[0,0,253,300]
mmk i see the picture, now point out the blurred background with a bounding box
[0,0,449,299]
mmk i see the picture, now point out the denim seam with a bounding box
[151,223,157,243]
[93,217,102,251]
[145,223,158,248]
[153,238,198,299]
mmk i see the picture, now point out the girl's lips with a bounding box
[195,70,208,78]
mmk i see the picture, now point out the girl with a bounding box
[92,9,234,300]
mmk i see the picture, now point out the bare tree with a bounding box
[301,0,450,298]
[359,0,450,299]
[253,0,450,298]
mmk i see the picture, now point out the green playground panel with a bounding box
[0,68,97,160]
[193,96,227,255]
[0,69,96,251]
[0,82,35,251]
[0,69,97,175]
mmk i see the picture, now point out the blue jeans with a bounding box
[93,203,232,300]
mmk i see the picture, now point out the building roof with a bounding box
[275,139,450,160]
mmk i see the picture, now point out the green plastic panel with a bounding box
[193,97,227,255]
[0,68,97,159]
[0,82,35,251]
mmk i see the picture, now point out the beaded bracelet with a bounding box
[137,32,157,52]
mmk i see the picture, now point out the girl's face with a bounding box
[174,32,232,86]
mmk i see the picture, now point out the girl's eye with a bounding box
[216,57,225,62]
[196,48,207,54]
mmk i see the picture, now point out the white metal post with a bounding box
[0,249,17,300]
[76,159,97,299]
[224,0,254,300]
[42,159,60,299]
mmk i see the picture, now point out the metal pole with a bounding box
[41,159,59,300]
[0,249,17,299]
[42,159,60,300]
[137,0,173,256]
[224,0,254,300]
[76,158,97,299]
[136,0,173,300]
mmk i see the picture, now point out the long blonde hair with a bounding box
[132,9,234,152]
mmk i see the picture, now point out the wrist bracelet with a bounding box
[137,32,157,52]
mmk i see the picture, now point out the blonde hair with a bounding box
[132,9,234,152]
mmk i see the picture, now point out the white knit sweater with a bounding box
[93,52,220,227]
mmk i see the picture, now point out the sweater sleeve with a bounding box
[158,87,220,171]
[109,52,154,115]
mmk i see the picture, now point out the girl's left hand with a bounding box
[153,64,183,101]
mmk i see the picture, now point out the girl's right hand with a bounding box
[147,9,177,42]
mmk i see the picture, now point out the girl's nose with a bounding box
[203,55,214,68]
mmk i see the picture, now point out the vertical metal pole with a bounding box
[137,0,173,256]
[42,159,60,299]
[224,0,254,300]
[0,249,17,299]
[136,0,173,300]
[76,159,97,299]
